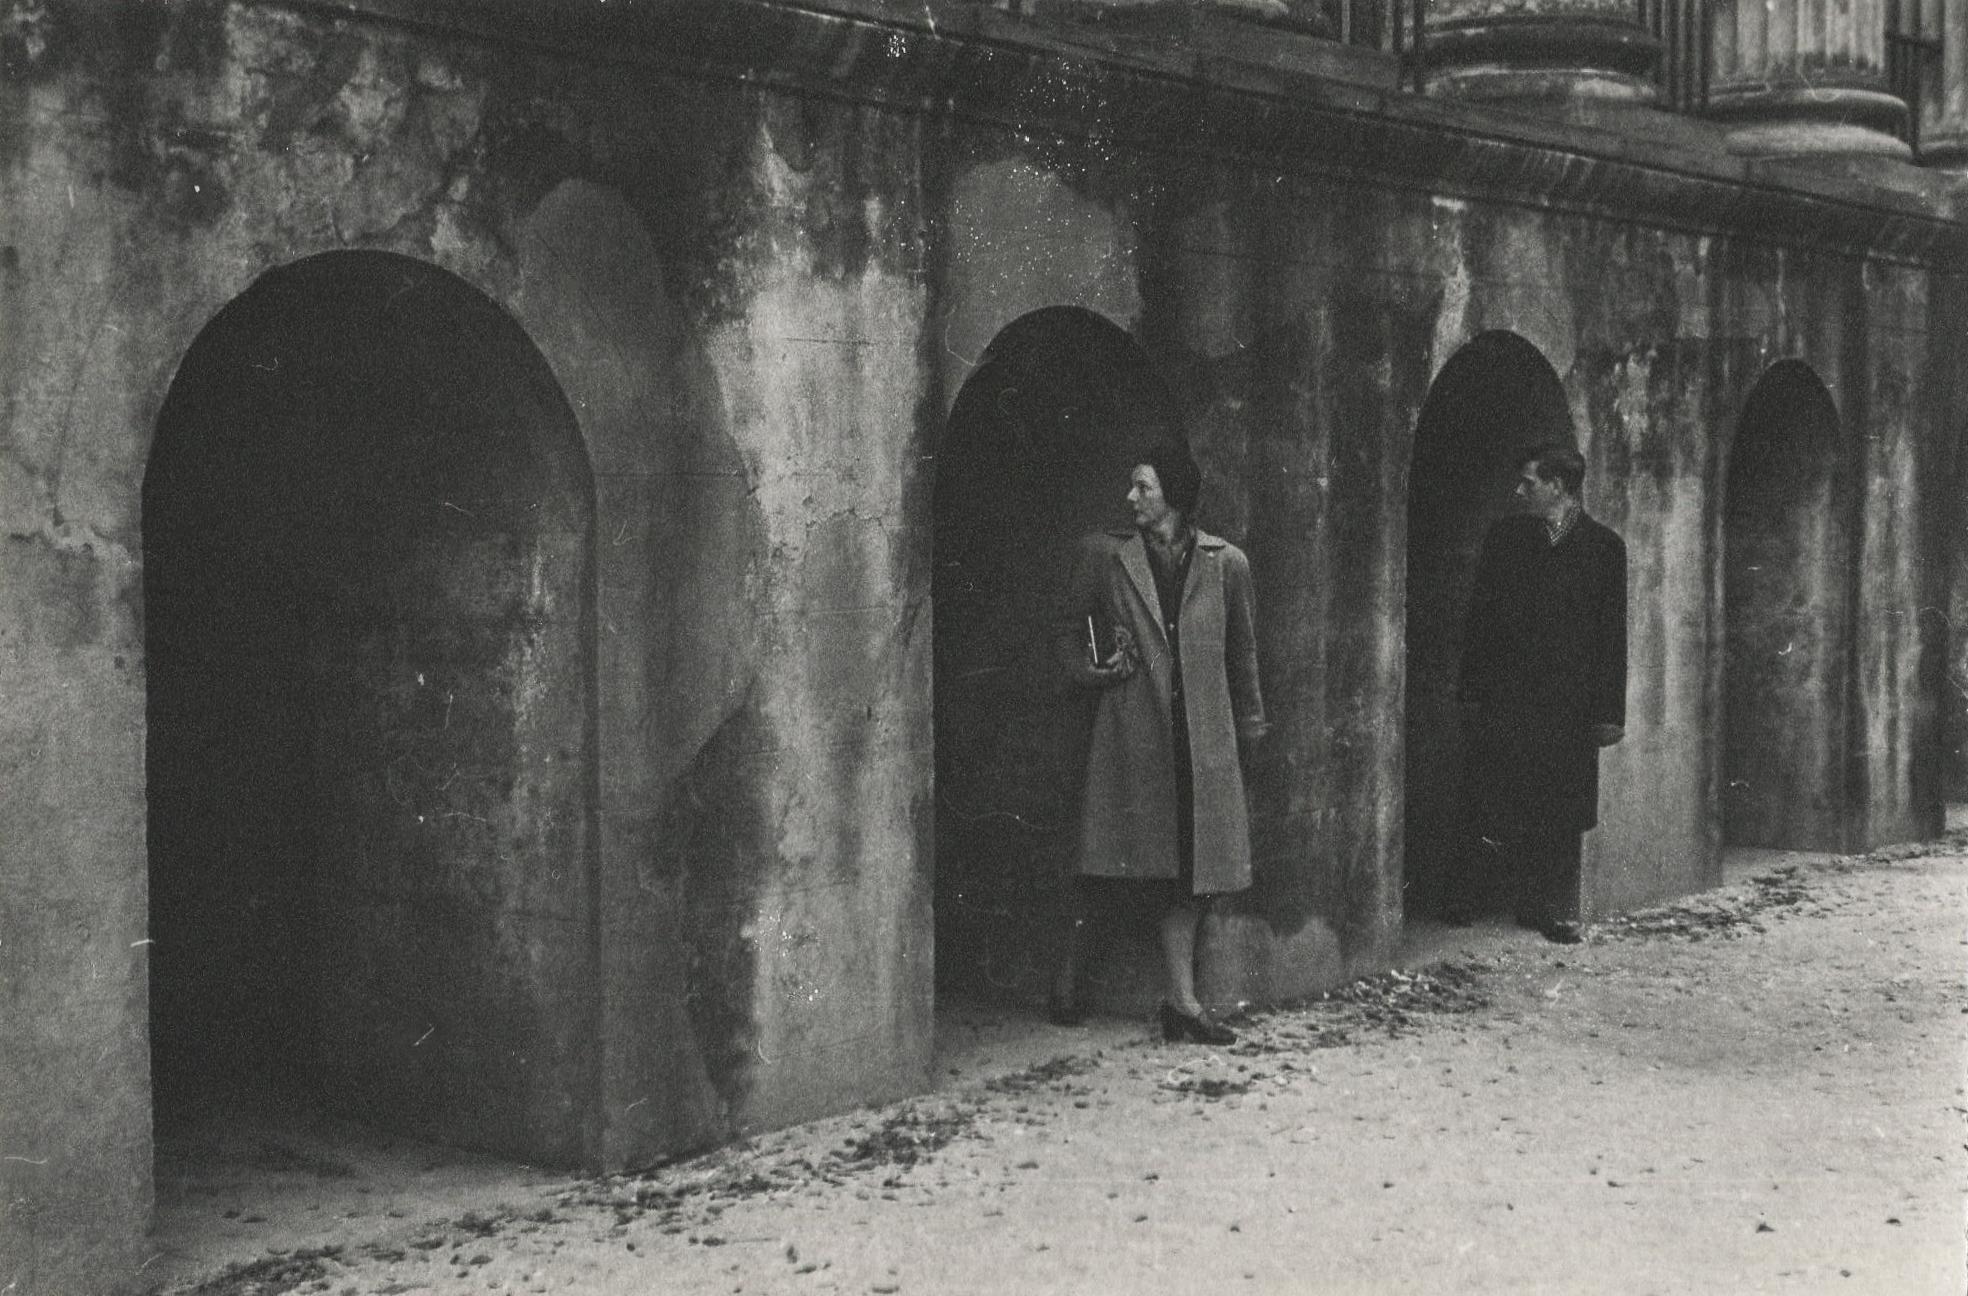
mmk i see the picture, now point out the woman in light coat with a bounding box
[1055,444,1266,1043]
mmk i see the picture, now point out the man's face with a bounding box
[1513,465,1567,520]
[1128,464,1175,530]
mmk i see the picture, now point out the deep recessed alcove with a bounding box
[144,252,600,1165]
[1402,331,1577,922]
[931,307,1176,1006]
[1721,361,1853,850]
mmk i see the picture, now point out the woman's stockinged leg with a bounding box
[1047,880,1092,1025]
[1158,899,1235,1044]
[1158,901,1205,1016]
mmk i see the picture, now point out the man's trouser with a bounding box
[1508,827,1583,928]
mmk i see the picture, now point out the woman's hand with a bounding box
[1066,621,1136,689]
[1084,648,1135,687]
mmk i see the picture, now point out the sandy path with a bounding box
[153,845,1967,1296]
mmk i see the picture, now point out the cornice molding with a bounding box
[298,0,1968,268]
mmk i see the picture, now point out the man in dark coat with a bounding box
[1458,443,1627,943]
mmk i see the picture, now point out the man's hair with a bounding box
[1141,443,1203,515]
[1518,443,1585,496]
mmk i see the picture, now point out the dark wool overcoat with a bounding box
[1458,511,1628,835]
[1061,529,1267,893]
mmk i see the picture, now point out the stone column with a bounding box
[1423,0,1663,104]
[1706,0,1911,158]
[1920,0,1968,167]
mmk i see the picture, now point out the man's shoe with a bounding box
[1159,1002,1236,1045]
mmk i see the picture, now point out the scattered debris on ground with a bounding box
[1864,828,1968,863]
[1158,1073,1255,1100]
[983,1054,1100,1095]
[503,1058,1112,1256]
[176,1246,338,1296]
[535,1096,997,1249]
[1233,961,1494,1055]
[1601,866,1816,941]
[1319,961,1492,1024]
[832,1102,982,1172]
[1132,962,1497,1102]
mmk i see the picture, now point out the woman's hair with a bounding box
[1141,443,1203,516]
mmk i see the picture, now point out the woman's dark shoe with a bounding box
[1159,1002,1236,1046]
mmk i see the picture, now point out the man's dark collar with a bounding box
[1545,502,1583,546]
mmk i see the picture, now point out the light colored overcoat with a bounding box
[1061,528,1266,893]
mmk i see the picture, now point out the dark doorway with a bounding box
[1946,444,1968,802]
[932,308,1175,1006]
[144,252,600,1166]
[1722,362,1852,850]
[1403,332,1576,921]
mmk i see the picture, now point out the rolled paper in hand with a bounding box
[1086,614,1100,667]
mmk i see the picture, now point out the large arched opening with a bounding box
[144,252,601,1167]
[1721,361,1853,849]
[1403,331,1577,922]
[932,307,1176,1008]
[1946,421,1968,807]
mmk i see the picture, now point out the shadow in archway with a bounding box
[932,307,1175,1010]
[1722,361,1854,851]
[145,252,600,1167]
[1403,332,1576,923]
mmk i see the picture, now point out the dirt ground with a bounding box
[146,839,1968,1296]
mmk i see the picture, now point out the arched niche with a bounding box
[144,251,601,1166]
[1722,361,1853,850]
[1403,331,1577,921]
[932,306,1176,1004]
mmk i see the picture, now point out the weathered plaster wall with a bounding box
[694,115,932,1129]
[1578,251,1722,916]
[2,9,192,1289]
[1950,536,1968,798]
[2,0,1962,1290]
[2,5,934,1288]
[922,119,1940,964]
[1855,262,1949,847]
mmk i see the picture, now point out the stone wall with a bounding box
[2,0,1962,1290]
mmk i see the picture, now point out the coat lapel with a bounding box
[1186,533,1227,618]
[1117,535,1165,642]
[1122,531,1228,641]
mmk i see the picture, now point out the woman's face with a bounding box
[1128,464,1176,531]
